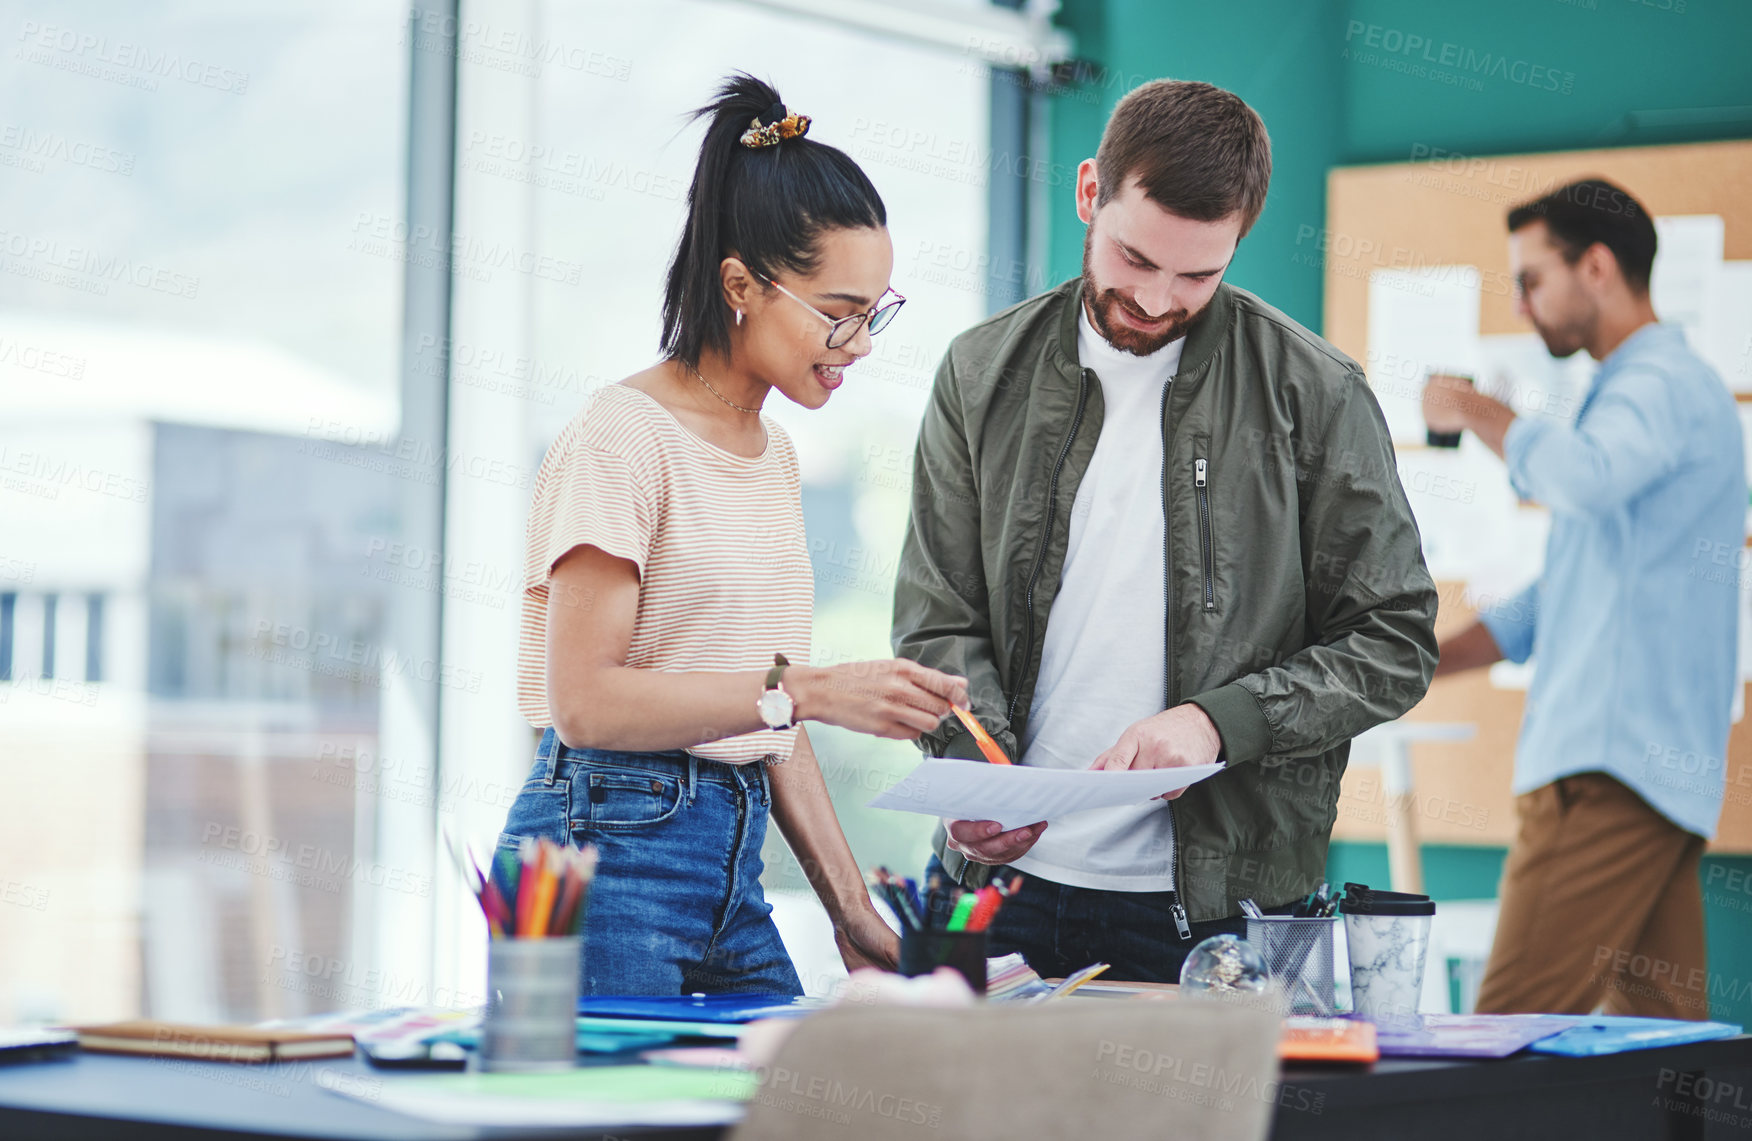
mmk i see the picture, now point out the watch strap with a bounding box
[763,653,790,691]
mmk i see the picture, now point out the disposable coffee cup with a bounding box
[1341,884,1434,1026]
[1424,372,1474,448]
[482,935,581,1071]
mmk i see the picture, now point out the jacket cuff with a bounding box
[938,726,1015,763]
[940,729,985,761]
[931,821,993,888]
[1185,683,1273,765]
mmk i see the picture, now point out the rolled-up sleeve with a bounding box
[1503,366,1682,514]
[1477,578,1540,665]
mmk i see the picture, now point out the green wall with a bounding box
[1046,0,1752,328]
[1045,0,1345,327]
[1046,0,1752,1024]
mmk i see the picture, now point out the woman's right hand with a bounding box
[788,659,969,740]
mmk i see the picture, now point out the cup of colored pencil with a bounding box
[447,835,599,1072]
[873,866,1019,996]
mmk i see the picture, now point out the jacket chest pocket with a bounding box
[1191,436,1217,613]
[573,770,685,830]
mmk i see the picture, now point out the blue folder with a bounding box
[578,993,827,1023]
[1526,1015,1741,1056]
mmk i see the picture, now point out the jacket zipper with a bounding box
[1161,381,1191,941]
[1195,457,1215,612]
[1007,367,1091,728]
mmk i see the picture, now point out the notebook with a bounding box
[1279,1016,1379,1063]
[70,1020,355,1063]
[1372,1014,1585,1058]
[577,994,824,1023]
[1527,1016,1742,1056]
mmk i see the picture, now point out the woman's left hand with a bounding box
[833,905,900,973]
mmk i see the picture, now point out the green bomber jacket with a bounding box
[890,277,1439,924]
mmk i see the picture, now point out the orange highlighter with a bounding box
[951,706,1010,765]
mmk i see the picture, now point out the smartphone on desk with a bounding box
[357,1037,470,1070]
[0,1028,78,1065]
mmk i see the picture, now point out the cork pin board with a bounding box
[1323,139,1752,853]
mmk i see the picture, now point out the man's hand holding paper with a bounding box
[944,818,1047,867]
[934,704,1223,865]
[1090,703,1224,801]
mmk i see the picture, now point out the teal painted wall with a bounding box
[1340,0,1752,161]
[1046,0,1752,1023]
[1044,0,1346,328]
[1325,841,1505,903]
[1045,0,1752,329]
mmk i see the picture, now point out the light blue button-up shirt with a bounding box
[1479,322,1745,840]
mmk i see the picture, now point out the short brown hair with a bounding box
[1507,178,1656,294]
[1094,80,1272,237]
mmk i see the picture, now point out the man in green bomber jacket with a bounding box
[891,79,1438,983]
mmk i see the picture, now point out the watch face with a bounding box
[757,688,794,728]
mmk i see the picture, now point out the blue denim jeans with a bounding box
[497,729,802,997]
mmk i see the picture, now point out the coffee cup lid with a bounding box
[1340,882,1435,917]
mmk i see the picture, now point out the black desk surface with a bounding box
[1,1037,1748,1141]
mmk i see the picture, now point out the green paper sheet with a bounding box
[406,1064,756,1102]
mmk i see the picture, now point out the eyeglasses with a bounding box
[757,273,905,350]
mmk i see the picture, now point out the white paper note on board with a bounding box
[1366,265,1483,444]
[1651,214,1725,342]
[1701,261,1752,392]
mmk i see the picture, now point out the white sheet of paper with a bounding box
[1651,214,1724,341]
[1701,260,1752,392]
[1365,264,1483,444]
[868,759,1226,830]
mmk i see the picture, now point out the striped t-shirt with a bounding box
[517,384,813,764]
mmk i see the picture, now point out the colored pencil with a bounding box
[514,838,539,936]
[950,706,1011,765]
[528,841,561,937]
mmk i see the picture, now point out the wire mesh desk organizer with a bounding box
[1240,889,1339,1015]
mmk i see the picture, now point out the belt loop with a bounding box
[540,728,562,786]
[685,753,698,806]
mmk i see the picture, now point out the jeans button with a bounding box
[650,779,662,794]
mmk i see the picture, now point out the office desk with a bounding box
[1273,1037,1752,1140]
[0,1037,1747,1140]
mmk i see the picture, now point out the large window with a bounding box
[439,0,993,995]
[0,0,408,1024]
[1,0,1004,1021]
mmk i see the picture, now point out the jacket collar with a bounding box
[1050,276,1235,380]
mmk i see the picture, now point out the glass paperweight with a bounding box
[1178,933,1270,995]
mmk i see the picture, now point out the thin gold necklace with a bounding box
[687,361,760,415]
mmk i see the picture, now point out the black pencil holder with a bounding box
[898,929,987,994]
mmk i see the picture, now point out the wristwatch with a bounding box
[757,653,796,731]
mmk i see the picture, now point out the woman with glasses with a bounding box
[499,74,963,996]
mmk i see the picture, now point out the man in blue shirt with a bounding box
[1424,178,1744,1019]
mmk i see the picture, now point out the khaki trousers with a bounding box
[1474,771,1710,1019]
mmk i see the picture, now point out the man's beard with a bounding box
[1533,312,1590,359]
[1081,227,1201,356]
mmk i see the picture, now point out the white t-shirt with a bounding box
[1008,305,1184,892]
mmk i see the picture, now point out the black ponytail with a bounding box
[661,73,887,367]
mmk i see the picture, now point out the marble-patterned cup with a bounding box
[1342,887,1435,1027]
